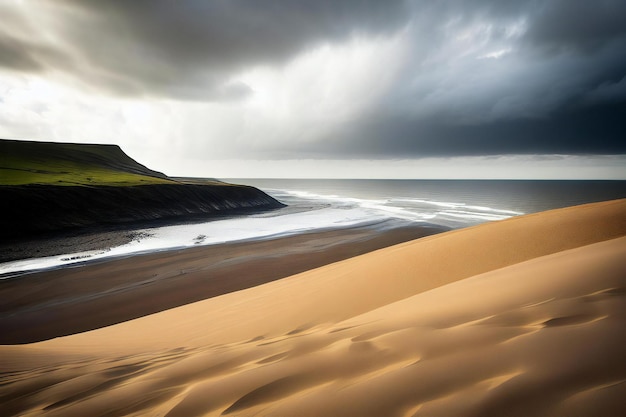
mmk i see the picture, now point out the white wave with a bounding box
[0,205,393,276]
[389,198,523,215]
[273,189,522,225]
[0,186,524,276]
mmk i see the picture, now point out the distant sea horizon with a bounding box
[226,178,626,221]
[2,178,624,276]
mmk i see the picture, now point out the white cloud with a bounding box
[0,31,409,163]
[2,66,623,180]
[478,48,512,59]
[231,32,409,151]
[1,2,623,168]
[0,73,176,156]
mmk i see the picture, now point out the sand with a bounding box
[1,199,625,416]
[0,224,444,343]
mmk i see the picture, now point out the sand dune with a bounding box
[1,199,625,416]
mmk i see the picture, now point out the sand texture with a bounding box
[0,224,444,344]
[1,199,625,416]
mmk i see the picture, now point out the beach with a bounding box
[0,223,444,344]
[3,2,625,415]
[1,199,625,416]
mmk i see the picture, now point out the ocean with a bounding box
[2,179,625,275]
[232,179,626,227]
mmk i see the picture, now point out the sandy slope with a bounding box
[1,199,625,416]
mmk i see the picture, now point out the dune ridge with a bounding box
[1,199,625,416]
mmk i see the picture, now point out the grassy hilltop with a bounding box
[0,139,230,187]
[0,139,176,186]
[0,139,283,240]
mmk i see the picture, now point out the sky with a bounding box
[1,0,625,179]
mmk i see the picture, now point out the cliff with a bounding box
[0,139,284,239]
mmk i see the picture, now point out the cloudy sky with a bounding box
[1,0,625,178]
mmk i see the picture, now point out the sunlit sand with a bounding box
[1,199,625,416]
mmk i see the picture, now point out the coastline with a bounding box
[0,226,148,264]
[0,223,445,344]
[0,199,624,416]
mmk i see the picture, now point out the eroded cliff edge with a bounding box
[0,139,285,241]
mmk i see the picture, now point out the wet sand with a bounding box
[0,199,625,417]
[0,224,445,344]
[0,228,145,263]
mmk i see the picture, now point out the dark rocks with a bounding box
[0,183,285,240]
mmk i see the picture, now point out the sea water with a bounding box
[2,180,625,276]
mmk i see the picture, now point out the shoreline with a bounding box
[0,199,624,416]
[0,207,290,265]
[0,217,437,277]
[0,222,446,344]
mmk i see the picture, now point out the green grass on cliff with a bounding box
[1,162,173,186]
[0,139,230,187]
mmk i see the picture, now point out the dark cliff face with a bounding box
[0,183,285,239]
[1,139,285,240]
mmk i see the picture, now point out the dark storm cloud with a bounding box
[347,0,626,157]
[2,0,409,100]
[1,0,624,156]
[0,3,43,71]
[0,26,46,72]
[325,101,626,158]
[524,0,626,53]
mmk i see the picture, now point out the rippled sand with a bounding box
[1,199,625,416]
